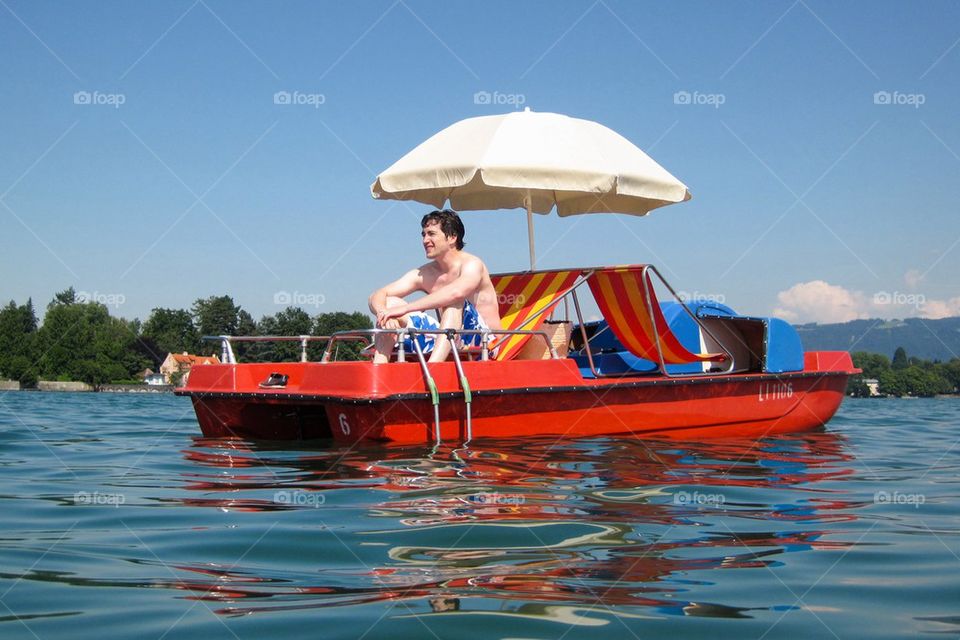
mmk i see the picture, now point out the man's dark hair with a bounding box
[421,209,465,250]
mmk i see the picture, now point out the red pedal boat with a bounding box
[177,264,857,444]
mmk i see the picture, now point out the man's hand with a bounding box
[380,317,402,330]
[376,305,407,328]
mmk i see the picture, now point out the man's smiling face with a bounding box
[422,221,456,259]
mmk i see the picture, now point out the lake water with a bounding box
[0,392,957,639]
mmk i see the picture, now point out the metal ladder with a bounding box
[407,329,473,445]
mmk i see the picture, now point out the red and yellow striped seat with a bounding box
[490,269,581,361]
[587,265,726,365]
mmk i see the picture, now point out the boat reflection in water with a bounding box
[174,431,859,622]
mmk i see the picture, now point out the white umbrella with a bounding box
[371,108,691,269]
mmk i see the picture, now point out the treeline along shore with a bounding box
[1,288,958,398]
[848,349,960,397]
[0,288,371,388]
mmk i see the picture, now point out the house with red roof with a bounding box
[159,352,220,384]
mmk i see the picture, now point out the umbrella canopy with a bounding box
[371,108,691,268]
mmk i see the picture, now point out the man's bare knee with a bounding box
[372,298,411,363]
[438,305,462,328]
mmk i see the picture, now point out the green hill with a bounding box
[795,317,960,361]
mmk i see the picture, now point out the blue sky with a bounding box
[2,0,958,325]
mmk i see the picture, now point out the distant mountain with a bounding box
[795,317,960,361]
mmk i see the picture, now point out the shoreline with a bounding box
[1,382,174,394]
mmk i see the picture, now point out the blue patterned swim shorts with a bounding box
[460,300,489,348]
[402,311,439,354]
[400,301,490,354]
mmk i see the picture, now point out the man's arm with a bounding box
[379,260,483,322]
[368,269,422,316]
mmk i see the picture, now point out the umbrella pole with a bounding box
[525,195,536,271]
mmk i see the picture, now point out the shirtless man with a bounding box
[368,209,502,363]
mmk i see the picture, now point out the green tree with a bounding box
[52,288,77,306]
[249,313,279,363]
[878,364,952,397]
[878,369,906,396]
[37,294,102,381]
[112,320,151,381]
[192,295,242,337]
[900,366,951,397]
[846,378,865,397]
[191,295,256,360]
[0,299,39,384]
[851,350,960,397]
[892,346,909,370]
[939,360,960,392]
[313,311,373,361]
[36,290,149,384]
[851,351,891,380]
[235,309,257,359]
[237,309,256,336]
[141,308,200,364]
[250,307,313,362]
[846,374,871,397]
[5,355,37,387]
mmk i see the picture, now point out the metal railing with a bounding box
[202,335,335,365]
[202,327,559,365]
[319,327,559,363]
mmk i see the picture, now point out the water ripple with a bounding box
[0,393,957,638]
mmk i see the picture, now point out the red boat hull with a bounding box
[177,352,856,444]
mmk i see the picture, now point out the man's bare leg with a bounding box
[373,296,409,364]
[428,305,463,363]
